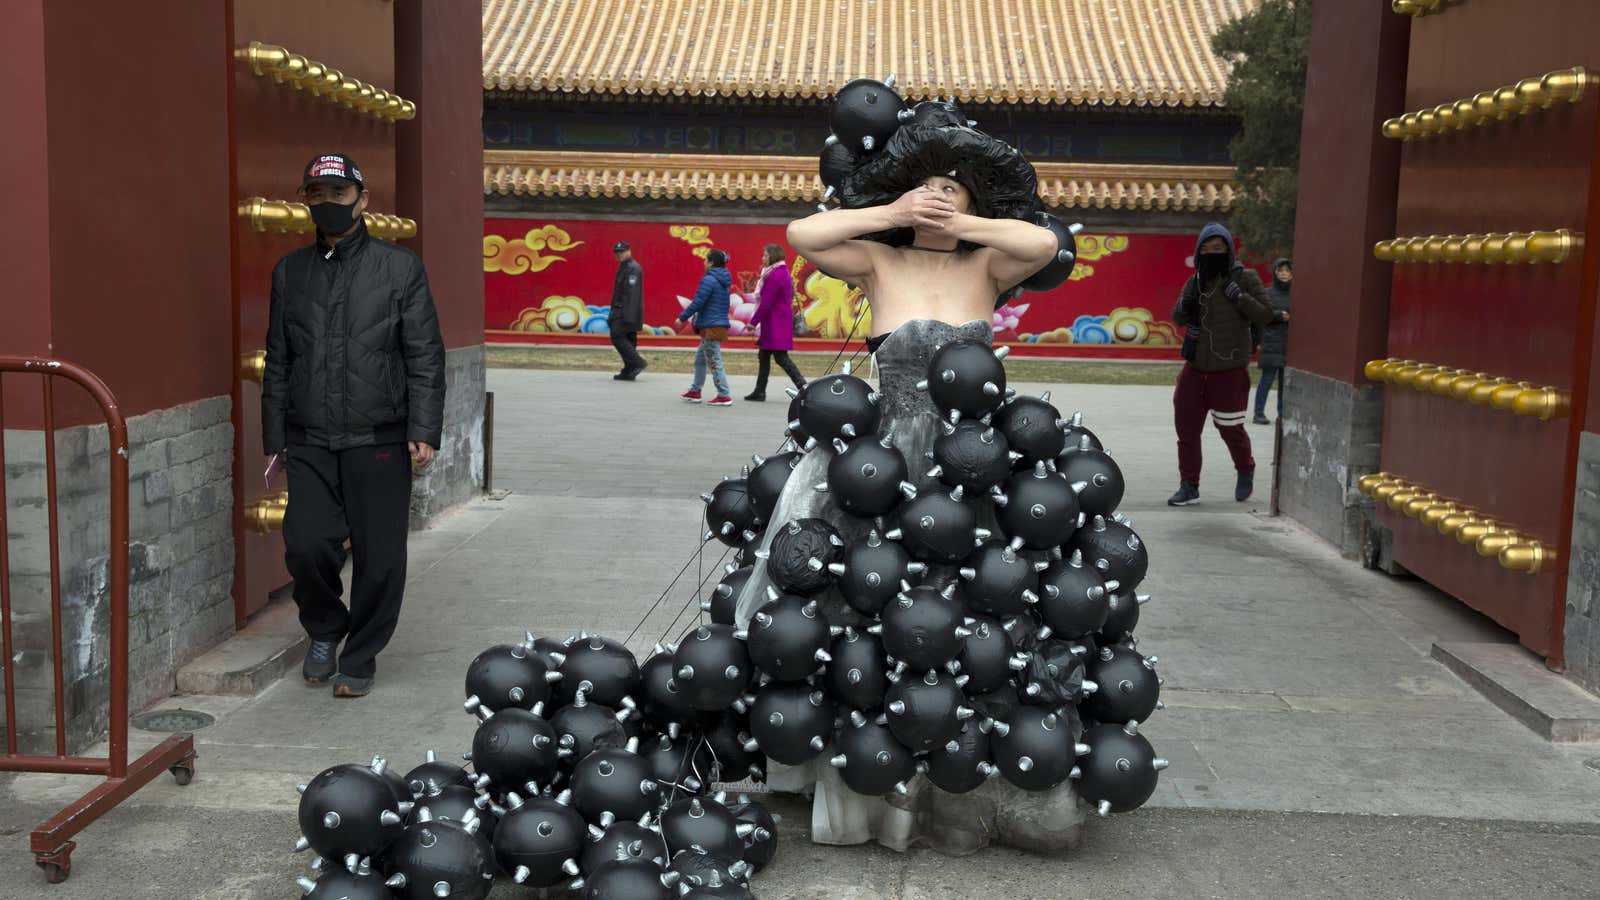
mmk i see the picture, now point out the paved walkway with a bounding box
[2,369,1597,899]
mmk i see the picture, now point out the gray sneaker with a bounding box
[302,639,338,684]
[1167,482,1200,506]
[332,672,374,698]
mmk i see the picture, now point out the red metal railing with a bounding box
[0,356,197,884]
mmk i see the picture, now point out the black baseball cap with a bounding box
[301,153,364,190]
[613,241,630,252]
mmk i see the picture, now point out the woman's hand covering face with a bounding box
[888,186,958,231]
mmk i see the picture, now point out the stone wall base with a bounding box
[1277,368,1385,558]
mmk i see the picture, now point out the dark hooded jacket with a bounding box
[1257,257,1292,369]
[261,222,446,453]
[1172,223,1274,372]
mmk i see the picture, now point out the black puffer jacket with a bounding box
[1257,257,1293,369]
[262,223,446,453]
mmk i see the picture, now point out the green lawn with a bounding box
[486,344,1209,386]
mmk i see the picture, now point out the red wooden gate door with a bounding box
[1364,2,1598,663]
[227,0,410,622]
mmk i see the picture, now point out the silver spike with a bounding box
[1069,222,1085,235]
[994,345,1011,360]
[1075,742,1092,756]
[915,379,929,391]
[295,783,308,795]
[293,835,311,853]
[889,700,906,715]
[862,135,876,151]
[323,811,341,829]
[815,649,832,663]
[1124,720,1140,735]
[981,381,1000,397]
[894,781,909,795]
[1097,799,1112,817]
[388,873,410,888]
[379,810,402,827]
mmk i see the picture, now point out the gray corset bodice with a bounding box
[872,318,995,421]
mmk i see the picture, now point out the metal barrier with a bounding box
[0,356,197,883]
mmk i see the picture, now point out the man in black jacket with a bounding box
[609,241,647,380]
[261,153,446,698]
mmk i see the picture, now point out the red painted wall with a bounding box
[1287,2,1409,384]
[0,2,233,427]
[484,217,1248,356]
[396,1,485,350]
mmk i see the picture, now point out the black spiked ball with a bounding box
[833,530,916,617]
[472,707,561,794]
[705,564,754,626]
[994,394,1065,464]
[749,683,836,766]
[830,77,906,154]
[747,452,801,523]
[891,487,979,564]
[930,420,1013,493]
[785,394,810,446]
[570,744,659,823]
[826,434,909,517]
[829,716,916,796]
[464,641,550,715]
[727,795,779,872]
[671,624,754,711]
[641,734,714,795]
[1057,442,1125,518]
[581,818,669,876]
[703,712,766,783]
[990,705,1078,791]
[494,793,587,888]
[298,869,392,900]
[998,462,1081,550]
[879,585,965,671]
[297,761,406,860]
[1077,722,1163,814]
[583,857,674,900]
[550,694,628,766]
[925,339,1006,420]
[660,796,746,861]
[705,479,759,547]
[1056,411,1103,454]
[414,782,498,846]
[884,669,967,753]
[1036,554,1112,639]
[797,373,881,446]
[638,649,693,729]
[557,636,640,709]
[1084,645,1161,724]
[764,518,844,596]
[747,592,831,682]
[924,722,995,794]
[405,752,474,799]
[532,636,573,672]
[1098,590,1145,644]
[383,816,495,900]
[1017,211,1079,293]
[959,542,1041,618]
[1071,516,1149,593]
[825,626,889,710]
[668,848,749,893]
[1018,639,1089,707]
[956,615,1015,694]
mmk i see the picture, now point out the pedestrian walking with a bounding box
[1253,257,1293,424]
[1168,222,1275,506]
[745,244,807,401]
[678,248,734,407]
[609,241,648,380]
[261,152,446,698]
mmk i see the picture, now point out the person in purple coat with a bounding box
[744,243,808,401]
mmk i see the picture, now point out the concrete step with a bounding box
[1432,641,1600,742]
[177,595,306,696]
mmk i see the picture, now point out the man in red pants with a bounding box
[1168,223,1275,506]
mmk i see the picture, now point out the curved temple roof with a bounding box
[483,150,1237,212]
[483,0,1258,108]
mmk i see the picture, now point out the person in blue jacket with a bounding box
[677,249,735,407]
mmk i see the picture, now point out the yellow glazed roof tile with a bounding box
[483,149,1237,210]
[483,0,1257,107]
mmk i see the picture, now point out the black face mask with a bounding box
[310,199,361,235]
[1196,252,1230,282]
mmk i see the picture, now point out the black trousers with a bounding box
[283,442,411,678]
[753,350,804,394]
[610,327,646,371]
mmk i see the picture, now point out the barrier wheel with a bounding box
[170,763,195,786]
[39,861,69,884]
